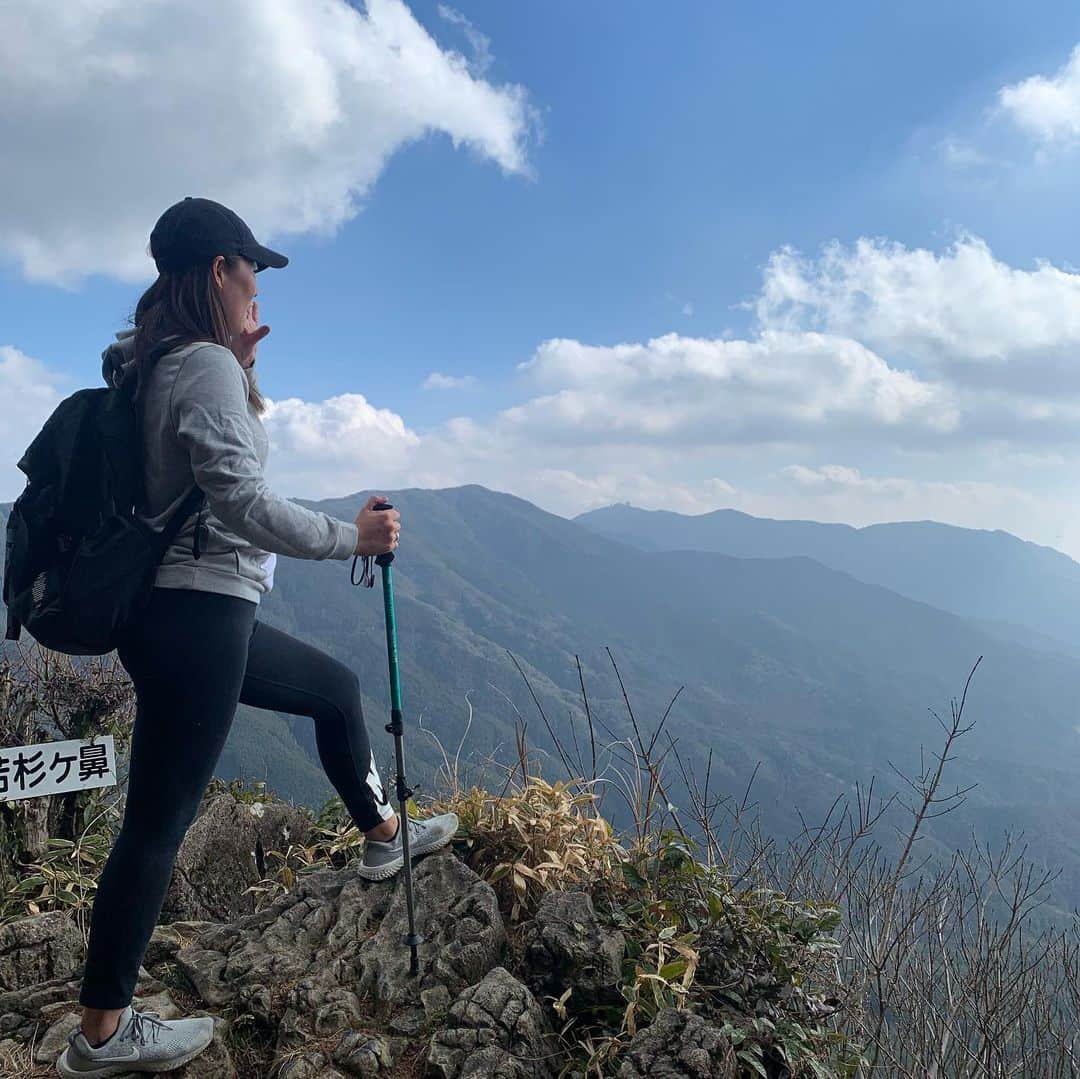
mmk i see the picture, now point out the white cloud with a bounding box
[422,371,477,390]
[261,391,421,498]
[0,346,72,494]
[0,0,532,285]
[781,463,1019,505]
[755,235,1080,397]
[775,463,1051,537]
[437,4,494,76]
[506,331,956,448]
[1000,45,1080,141]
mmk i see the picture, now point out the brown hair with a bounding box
[131,256,266,415]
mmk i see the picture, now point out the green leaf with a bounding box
[661,843,689,868]
[817,908,842,933]
[737,1049,768,1077]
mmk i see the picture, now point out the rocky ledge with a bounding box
[0,793,740,1078]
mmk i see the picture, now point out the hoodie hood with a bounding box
[101,327,137,389]
[102,331,250,393]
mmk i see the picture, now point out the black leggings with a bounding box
[79,586,393,1009]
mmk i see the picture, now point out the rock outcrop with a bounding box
[0,792,742,1078]
[426,965,558,1078]
[161,790,315,924]
[520,890,625,1018]
[0,910,84,992]
[164,848,507,1074]
[616,1007,737,1078]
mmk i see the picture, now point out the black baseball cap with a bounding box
[150,197,288,274]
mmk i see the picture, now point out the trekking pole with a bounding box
[371,501,424,977]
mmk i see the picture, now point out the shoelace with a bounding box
[128,1009,169,1046]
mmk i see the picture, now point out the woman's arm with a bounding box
[170,343,359,560]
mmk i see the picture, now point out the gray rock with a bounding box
[144,918,218,967]
[0,910,84,991]
[275,1051,329,1078]
[167,850,505,1077]
[34,1009,79,1065]
[421,983,452,1021]
[162,790,315,924]
[520,890,624,1017]
[616,1008,736,1078]
[354,853,508,1008]
[455,1046,547,1079]
[388,1005,427,1037]
[332,1029,394,1074]
[0,972,82,1040]
[426,966,557,1079]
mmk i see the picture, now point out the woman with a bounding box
[57,197,458,1078]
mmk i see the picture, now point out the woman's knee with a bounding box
[322,665,364,723]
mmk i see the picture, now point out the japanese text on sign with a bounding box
[0,736,116,801]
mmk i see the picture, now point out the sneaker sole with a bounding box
[357,829,457,882]
[56,1028,214,1077]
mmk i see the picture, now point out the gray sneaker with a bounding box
[359,812,460,881]
[56,1004,215,1077]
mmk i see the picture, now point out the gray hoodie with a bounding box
[101,329,359,605]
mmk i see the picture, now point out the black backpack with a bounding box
[3,353,203,655]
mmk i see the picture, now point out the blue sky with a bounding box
[7,1,1080,552]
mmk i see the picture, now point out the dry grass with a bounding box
[430,776,624,922]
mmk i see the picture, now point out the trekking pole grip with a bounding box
[372,500,395,566]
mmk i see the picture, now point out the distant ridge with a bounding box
[575,502,1080,652]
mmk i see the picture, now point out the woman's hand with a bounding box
[354,495,401,556]
[233,300,270,370]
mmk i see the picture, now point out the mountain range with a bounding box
[5,486,1080,911]
[576,502,1080,657]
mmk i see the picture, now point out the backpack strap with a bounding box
[156,485,205,554]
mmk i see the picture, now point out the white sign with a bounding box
[0,736,117,801]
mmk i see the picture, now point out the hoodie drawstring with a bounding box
[192,504,205,560]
